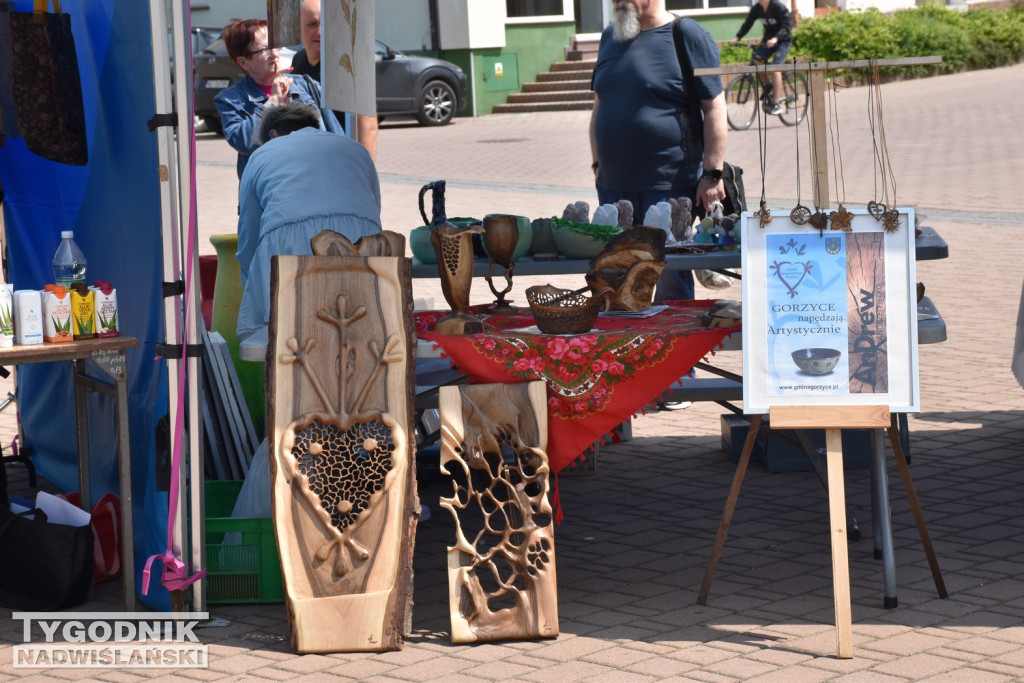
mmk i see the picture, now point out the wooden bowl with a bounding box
[526,285,604,334]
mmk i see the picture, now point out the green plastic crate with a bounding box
[203,480,284,604]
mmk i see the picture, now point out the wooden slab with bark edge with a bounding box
[269,255,418,653]
[439,381,559,644]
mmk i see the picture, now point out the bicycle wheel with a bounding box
[779,71,809,126]
[725,75,758,131]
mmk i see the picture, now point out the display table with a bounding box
[410,225,950,278]
[1,336,138,610]
[415,301,739,473]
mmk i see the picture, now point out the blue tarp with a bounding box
[0,0,176,610]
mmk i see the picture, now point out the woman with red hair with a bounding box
[214,18,343,179]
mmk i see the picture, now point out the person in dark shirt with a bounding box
[290,0,378,160]
[590,0,727,302]
[735,0,794,114]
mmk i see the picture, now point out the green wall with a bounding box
[438,22,576,117]
[697,15,749,41]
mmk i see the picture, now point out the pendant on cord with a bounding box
[755,200,772,228]
[829,205,853,232]
[883,207,901,233]
[867,200,886,222]
[809,211,829,235]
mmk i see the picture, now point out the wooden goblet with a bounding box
[483,214,520,313]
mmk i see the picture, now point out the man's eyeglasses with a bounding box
[245,46,274,58]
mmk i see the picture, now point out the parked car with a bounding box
[193,38,467,132]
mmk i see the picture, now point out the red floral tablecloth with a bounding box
[416,300,739,474]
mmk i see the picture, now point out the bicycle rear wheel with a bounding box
[725,75,758,131]
[779,71,809,126]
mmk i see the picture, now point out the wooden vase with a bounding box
[430,223,485,335]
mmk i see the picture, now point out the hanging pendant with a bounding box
[790,205,811,226]
[883,208,901,233]
[809,211,829,235]
[756,200,772,229]
[830,205,853,232]
[867,200,886,221]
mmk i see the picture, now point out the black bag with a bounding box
[721,161,747,216]
[0,506,94,610]
[0,1,20,142]
[6,0,88,165]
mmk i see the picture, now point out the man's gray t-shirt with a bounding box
[591,21,722,193]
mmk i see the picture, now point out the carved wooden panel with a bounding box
[269,255,417,653]
[439,381,559,644]
[310,229,406,258]
[585,225,667,311]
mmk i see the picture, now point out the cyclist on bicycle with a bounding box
[734,0,793,115]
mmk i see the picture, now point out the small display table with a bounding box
[1,336,139,610]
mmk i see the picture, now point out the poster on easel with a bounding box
[741,208,919,415]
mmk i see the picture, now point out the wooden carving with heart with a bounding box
[270,255,417,654]
[439,381,559,644]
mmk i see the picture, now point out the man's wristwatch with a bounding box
[701,168,723,181]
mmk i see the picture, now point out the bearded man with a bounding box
[589,0,727,301]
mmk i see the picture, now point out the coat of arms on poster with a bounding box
[323,0,376,116]
[740,208,919,414]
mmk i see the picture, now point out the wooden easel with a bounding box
[693,57,947,659]
[698,406,947,658]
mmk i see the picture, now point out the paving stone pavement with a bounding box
[2,64,1024,681]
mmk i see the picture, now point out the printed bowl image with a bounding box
[791,348,842,375]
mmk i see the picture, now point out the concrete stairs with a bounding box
[492,35,599,114]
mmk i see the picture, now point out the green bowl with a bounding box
[530,218,558,254]
[550,220,622,259]
[409,225,436,264]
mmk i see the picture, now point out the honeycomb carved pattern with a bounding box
[278,293,405,579]
[291,418,395,531]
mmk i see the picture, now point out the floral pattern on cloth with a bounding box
[416,300,739,474]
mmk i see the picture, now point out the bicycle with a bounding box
[724,44,809,131]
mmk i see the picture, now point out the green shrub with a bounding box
[789,3,1024,79]
[962,6,1024,69]
[890,6,971,75]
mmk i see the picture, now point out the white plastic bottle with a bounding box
[52,230,87,289]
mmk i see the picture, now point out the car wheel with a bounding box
[416,80,456,126]
[200,115,223,135]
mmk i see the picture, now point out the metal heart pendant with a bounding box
[867,201,886,221]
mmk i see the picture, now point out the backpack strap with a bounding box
[672,16,705,147]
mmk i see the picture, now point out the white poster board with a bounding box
[323,0,376,116]
[741,208,919,414]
